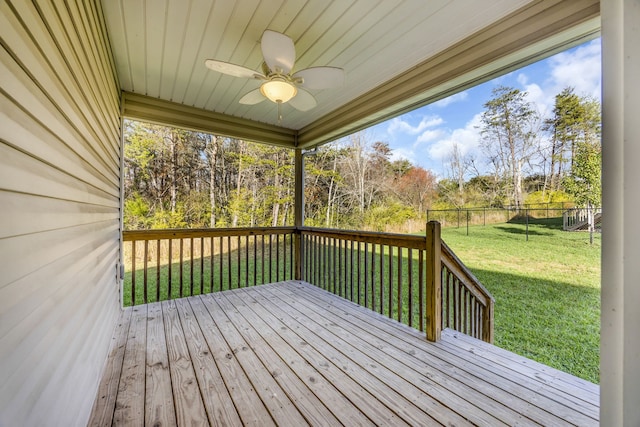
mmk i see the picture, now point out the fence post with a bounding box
[426,221,442,342]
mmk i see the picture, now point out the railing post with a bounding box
[426,221,442,342]
[483,299,495,343]
[294,148,303,280]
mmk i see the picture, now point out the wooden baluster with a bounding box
[156,239,161,301]
[237,235,241,288]
[408,248,413,328]
[253,234,258,286]
[289,232,294,280]
[350,240,355,301]
[313,236,322,287]
[143,240,148,304]
[418,249,424,332]
[190,237,194,296]
[379,244,384,315]
[209,237,214,293]
[388,245,393,318]
[245,235,249,287]
[276,233,280,282]
[268,234,273,284]
[200,238,204,295]
[444,270,450,329]
[337,239,342,297]
[179,238,184,298]
[397,246,402,323]
[261,234,265,285]
[363,242,367,307]
[218,236,223,291]
[227,236,232,289]
[370,243,376,312]
[131,240,136,306]
[168,239,172,299]
[357,241,362,304]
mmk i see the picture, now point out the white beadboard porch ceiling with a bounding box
[102,0,600,147]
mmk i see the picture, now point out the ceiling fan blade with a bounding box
[293,67,345,90]
[261,30,295,74]
[205,59,263,79]
[288,88,317,111]
[239,88,266,105]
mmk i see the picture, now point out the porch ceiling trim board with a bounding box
[297,0,600,148]
[122,92,297,147]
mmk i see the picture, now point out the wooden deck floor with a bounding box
[89,280,599,426]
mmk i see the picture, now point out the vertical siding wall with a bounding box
[0,1,121,426]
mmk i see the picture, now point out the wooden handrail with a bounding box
[123,226,296,241]
[297,226,426,249]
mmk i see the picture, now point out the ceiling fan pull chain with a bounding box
[277,101,283,125]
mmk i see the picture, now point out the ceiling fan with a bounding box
[205,30,345,122]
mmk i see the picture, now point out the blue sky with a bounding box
[367,38,602,178]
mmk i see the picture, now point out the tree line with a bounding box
[123,85,600,231]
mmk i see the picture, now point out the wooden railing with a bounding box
[299,226,430,333]
[563,207,602,231]
[122,222,494,342]
[441,241,494,343]
[122,227,295,306]
[299,222,494,342]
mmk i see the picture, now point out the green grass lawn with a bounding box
[440,217,601,383]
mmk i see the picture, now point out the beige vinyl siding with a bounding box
[0,0,121,426]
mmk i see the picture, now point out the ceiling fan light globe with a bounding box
[260,80,297,103]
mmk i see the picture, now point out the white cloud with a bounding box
[426,114,483,173]
[517,39,601,116]
[432,91,468,108]
[389,147,416,163]
[416,129,445,144]
[516,73,529,86]
[387,115,443,136]
[548,39,601,100]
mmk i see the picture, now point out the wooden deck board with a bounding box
[144,302,175,426]
[113,304,147,426]
[262,283,509,426]
[162,299,209,425]
[211,291,371,426]
[292,280,600,426]
[88,307,132,427]
[89,280,599,426]
[210,292,344,426]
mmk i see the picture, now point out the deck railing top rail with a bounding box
[297,226,426,249]
[123,226,296,241]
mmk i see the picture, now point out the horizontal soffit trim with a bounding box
[121,92,298,148]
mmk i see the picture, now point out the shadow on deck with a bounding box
[89,281,599,426]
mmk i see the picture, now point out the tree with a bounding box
[395,167,437,215]
[564,140,601,208]
[480,86,539,208]
[544,87,601,190]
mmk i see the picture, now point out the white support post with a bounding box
[601,0,640,425]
